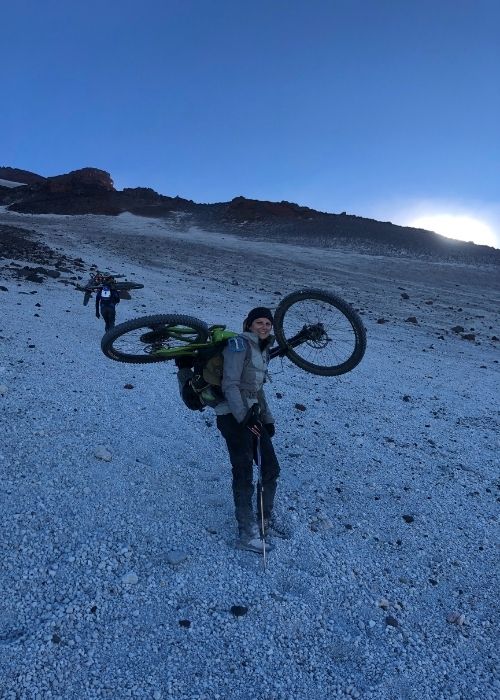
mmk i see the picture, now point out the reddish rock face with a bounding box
[226,196,320,221]
[44,168,114,193]
[0,167,45,185]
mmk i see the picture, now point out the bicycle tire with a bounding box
[114,282,144,291]
[273,288,366,376]
[101,314,209,364]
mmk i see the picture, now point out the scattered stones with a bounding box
[179,619,191,628]
[93,445,112,462]
[402,514,415,524]
[377,318,389,324]
[230,605,248,617]
[124,383,134,389]
[275,392,283,399]
[25,273,44,283]
[461,333,476,341]
[385,615,399,627]
[309,515,333,532]
[294,403,306,411]
[121,571,139,585]
[402,395,411,402]
[451,325,465,333]
[0,286,8,292]
[446,612,465,626]
[166,550,188,566]
[0,629,25,644]
[405,316,418,324]
[401,293,410,300]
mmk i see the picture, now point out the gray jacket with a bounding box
[215,331,274,424]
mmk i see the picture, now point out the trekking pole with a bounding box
[255,435,267,570]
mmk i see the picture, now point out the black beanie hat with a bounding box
[244,306,274,330]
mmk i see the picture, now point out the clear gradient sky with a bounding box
[2,0,499,246]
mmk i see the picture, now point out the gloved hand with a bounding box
[96,312,100,319]
[243,404,262,437]
[175,355,194,369]
[264,423,275,438]
[246,417,262,437]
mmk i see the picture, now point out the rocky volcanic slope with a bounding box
[0,210,499,699]
[1,166,498,264]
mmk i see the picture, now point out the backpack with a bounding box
[181,328,242,411]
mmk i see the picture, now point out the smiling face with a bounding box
[249,317,273,339]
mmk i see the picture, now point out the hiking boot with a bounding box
[259,515,291,540]
[236,524,273,554]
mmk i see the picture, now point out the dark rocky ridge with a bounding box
[0,166,46,185]
[1,166,498,264]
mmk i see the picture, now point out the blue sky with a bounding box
[2,0,499,245]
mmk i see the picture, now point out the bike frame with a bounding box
[145,323,322,361]
[148,325,237,359]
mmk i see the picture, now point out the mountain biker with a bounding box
[177,306,280,554]
[96,285,120,332]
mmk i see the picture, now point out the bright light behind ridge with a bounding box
[410,214,497,248]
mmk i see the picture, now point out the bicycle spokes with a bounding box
[277,298,360,371]
[103,317,209,362]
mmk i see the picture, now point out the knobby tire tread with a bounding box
[101,314,209,364]
[274,288,366,376]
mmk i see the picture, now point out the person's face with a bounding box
[249,317,272,339]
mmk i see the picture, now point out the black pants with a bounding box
[100,304,116,332]
[216,413,280,531]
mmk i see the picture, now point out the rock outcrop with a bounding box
[0,167,196,216]
[0,167,46,185]
[222,196,322,222]
[42,167,114,193]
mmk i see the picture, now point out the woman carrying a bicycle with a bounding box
[214,306,280,553]
[102,289,367,551]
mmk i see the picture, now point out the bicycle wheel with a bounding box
[273,289,366,376]
[114,282,144,291]
[101,314,209,363]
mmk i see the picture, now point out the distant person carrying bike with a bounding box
[96,285,120,332]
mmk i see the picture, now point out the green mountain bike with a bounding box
[100,288,366,376]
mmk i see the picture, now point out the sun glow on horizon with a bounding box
[409,214,498,248]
